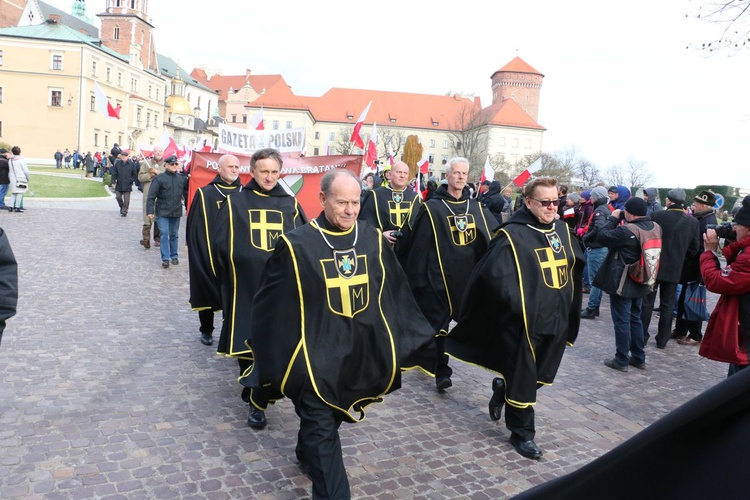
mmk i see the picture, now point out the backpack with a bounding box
[624,223,662,287]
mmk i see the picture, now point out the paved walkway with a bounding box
[0,200,726,499]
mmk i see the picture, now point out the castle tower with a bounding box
[490,56,544,122]
[71,0,89,21]
[97,0,157,73]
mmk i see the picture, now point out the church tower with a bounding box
[97,0,158,73]
[490,56,544,122]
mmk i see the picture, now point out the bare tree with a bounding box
[333,127,360,155]
[576,159,601,186]
[623,158,654,189]
[445,100,489,179]
[605,165,626,187]
[378,127,404,161]
[688,0,750,54]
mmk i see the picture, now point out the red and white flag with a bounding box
[365,122,378,168]
[387,144,395,166]
[415,152,430,199]
[480,157,494,184]
[94,82,121,118]
[512,156,543,187]
[350,100,372,149]
[158,128,180,158]
[248,107,264,130]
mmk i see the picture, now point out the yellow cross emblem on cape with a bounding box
[534,244,569,289]
[447,214,477,246]
[388,198,411,227]
[322,250,369,318]
[249,209,284,251]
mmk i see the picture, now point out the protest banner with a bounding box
[187,152,363,217]
[218,123,306,155]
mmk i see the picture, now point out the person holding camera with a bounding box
[358,161,419,257]
[699,195,750,376]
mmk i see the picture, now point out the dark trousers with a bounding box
[293,388,350,499]
[674,285,704,341]
[435,335,452,381]
[198,309,214,335]
[611,294,646,365]
[506,404,535,442]
[641,281,678,346]
[115,190,131,215]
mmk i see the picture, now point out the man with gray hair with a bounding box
[137,147,166,248]
[402,157,498,391]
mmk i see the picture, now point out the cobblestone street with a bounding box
[0,196,726,499]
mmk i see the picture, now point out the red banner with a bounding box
[187,152,363,217]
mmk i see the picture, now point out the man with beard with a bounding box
[186,155,243,347]
[137,147,167,248]
[402,157,498,392]
[447,177,584,460]
[358,160,420,258]
[212,148,307,429]
[242,169,435,499]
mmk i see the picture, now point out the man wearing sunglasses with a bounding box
[447,177,584,459]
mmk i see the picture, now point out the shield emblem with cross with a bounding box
[447,214,477,246]
[321,250,369,318]
[249,209,285,251]
[534,245,569,289]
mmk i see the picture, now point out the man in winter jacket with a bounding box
[641,188,700,348]
[595,197,662,371]
[699,195,750,377]
[674,190,719,345]
[643,187,662,216]
[478,180,506,226]
[111,151,137,216]
[581,186,611,319]
[146,155,188,268]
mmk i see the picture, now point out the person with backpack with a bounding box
[594,197,662,372]
[640,188,701,349]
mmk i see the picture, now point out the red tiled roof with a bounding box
[189,69,285,101]
[491,56,544,78]
[479,99,545,130]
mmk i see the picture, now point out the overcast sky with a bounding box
[48,0,750,190]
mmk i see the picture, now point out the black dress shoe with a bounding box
[200,333,213,346]
[580,307,599,319]
[604,358,628,372]
[248,407,267,429]
[489,378,505,421]
[436,377,452,392]
[509,435,543,459]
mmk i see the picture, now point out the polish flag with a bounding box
[387,144,395,166]
[512,156,543,187]
[350,100,372,149]
[248,107,264,130]
[365,122,378,168]
[480,157,494,184]
[415,152,430,199]
[94,82,121,118]
[158,128,180,158]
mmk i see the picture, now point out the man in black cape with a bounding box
[447,177,584,459]
[242,169,436,499]
[186,154,243,347]
[211,148,307,429]
[358,160,420,261]
[402,157,498,391]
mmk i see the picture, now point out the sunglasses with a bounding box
[529,198,560,207]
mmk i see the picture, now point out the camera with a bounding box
[373,160,381,165]
[706,222,736,241]
[391,230,403,239]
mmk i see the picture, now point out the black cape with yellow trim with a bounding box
[358,185,421,232]
[241,214,437,423]
[212,178,307,359]
[403,185,498,334]
[446,205,584,407]
[186,174,243,311]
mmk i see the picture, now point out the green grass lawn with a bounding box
[22,169,109,198]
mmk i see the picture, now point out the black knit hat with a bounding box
[624,197,648,217]
[735,195,750,226]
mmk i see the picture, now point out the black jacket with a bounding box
[0,157,9,185]
[0,227,18,346]
[593,215,656,298]
[650,207,700,284]
[111,159,137,192]
[582,198,611,249]
[146,170,188,217]
[681,209,718,283]
[478,181,505,226]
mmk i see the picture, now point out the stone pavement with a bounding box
[0,198,727,499]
